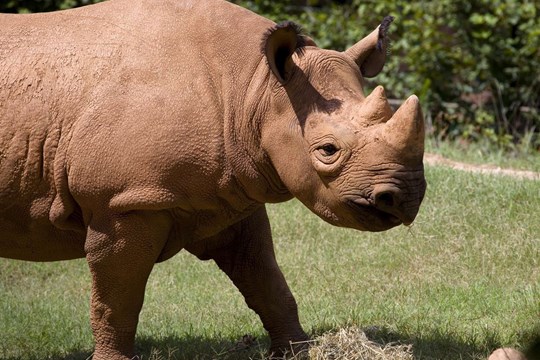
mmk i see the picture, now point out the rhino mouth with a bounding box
[346,197,402,231]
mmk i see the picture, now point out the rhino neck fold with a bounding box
[223,59,293,205]
[223,121,292,205]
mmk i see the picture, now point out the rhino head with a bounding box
[259,18,426,232]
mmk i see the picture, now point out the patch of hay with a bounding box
[305,327,414,360]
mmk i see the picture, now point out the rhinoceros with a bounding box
[0,0,426,358]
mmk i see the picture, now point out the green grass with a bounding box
[1,165,539,360]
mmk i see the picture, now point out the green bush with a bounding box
[233,0,540,150]
[0,0,101,13]
[3,0,539,150]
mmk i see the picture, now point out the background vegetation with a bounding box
[2,0,539,152]
[231,0,540,152]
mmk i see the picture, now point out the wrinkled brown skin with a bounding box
[0,0,426,358]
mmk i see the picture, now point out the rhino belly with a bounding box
[0,212,86,261]
[0,121,86,261]
[0,184,86,261]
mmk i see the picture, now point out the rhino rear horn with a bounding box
[357,85,394,125]
[345,16,394,78]
[262,21,308,84]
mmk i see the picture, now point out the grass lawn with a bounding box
[0,163,539,359]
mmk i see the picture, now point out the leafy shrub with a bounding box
[233,0,540,150]
[0,0,102,13]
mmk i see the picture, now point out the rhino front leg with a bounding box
[84,210,172,360]
[211,206,310,357]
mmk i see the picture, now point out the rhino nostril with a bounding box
[375,191,395,208]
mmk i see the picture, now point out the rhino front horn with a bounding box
[382,95,425,156]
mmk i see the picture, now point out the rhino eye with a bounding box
[318,144,338,156]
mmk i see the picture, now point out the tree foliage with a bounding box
[233,0,540,149]
[0,0,101,13]
[2,0,539,149]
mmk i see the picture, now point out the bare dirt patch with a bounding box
[424,153,540,180]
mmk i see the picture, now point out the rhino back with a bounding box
[60,0,273,215]
[0,0,275,260]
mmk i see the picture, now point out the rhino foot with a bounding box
[269,332,311,359]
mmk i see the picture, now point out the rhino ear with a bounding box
[262,21,307,84]
[345,16,394,78]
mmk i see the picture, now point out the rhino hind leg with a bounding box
[210,206,310,357]
[85,210,172,360]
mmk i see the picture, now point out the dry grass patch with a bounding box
[303,327,413,360]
